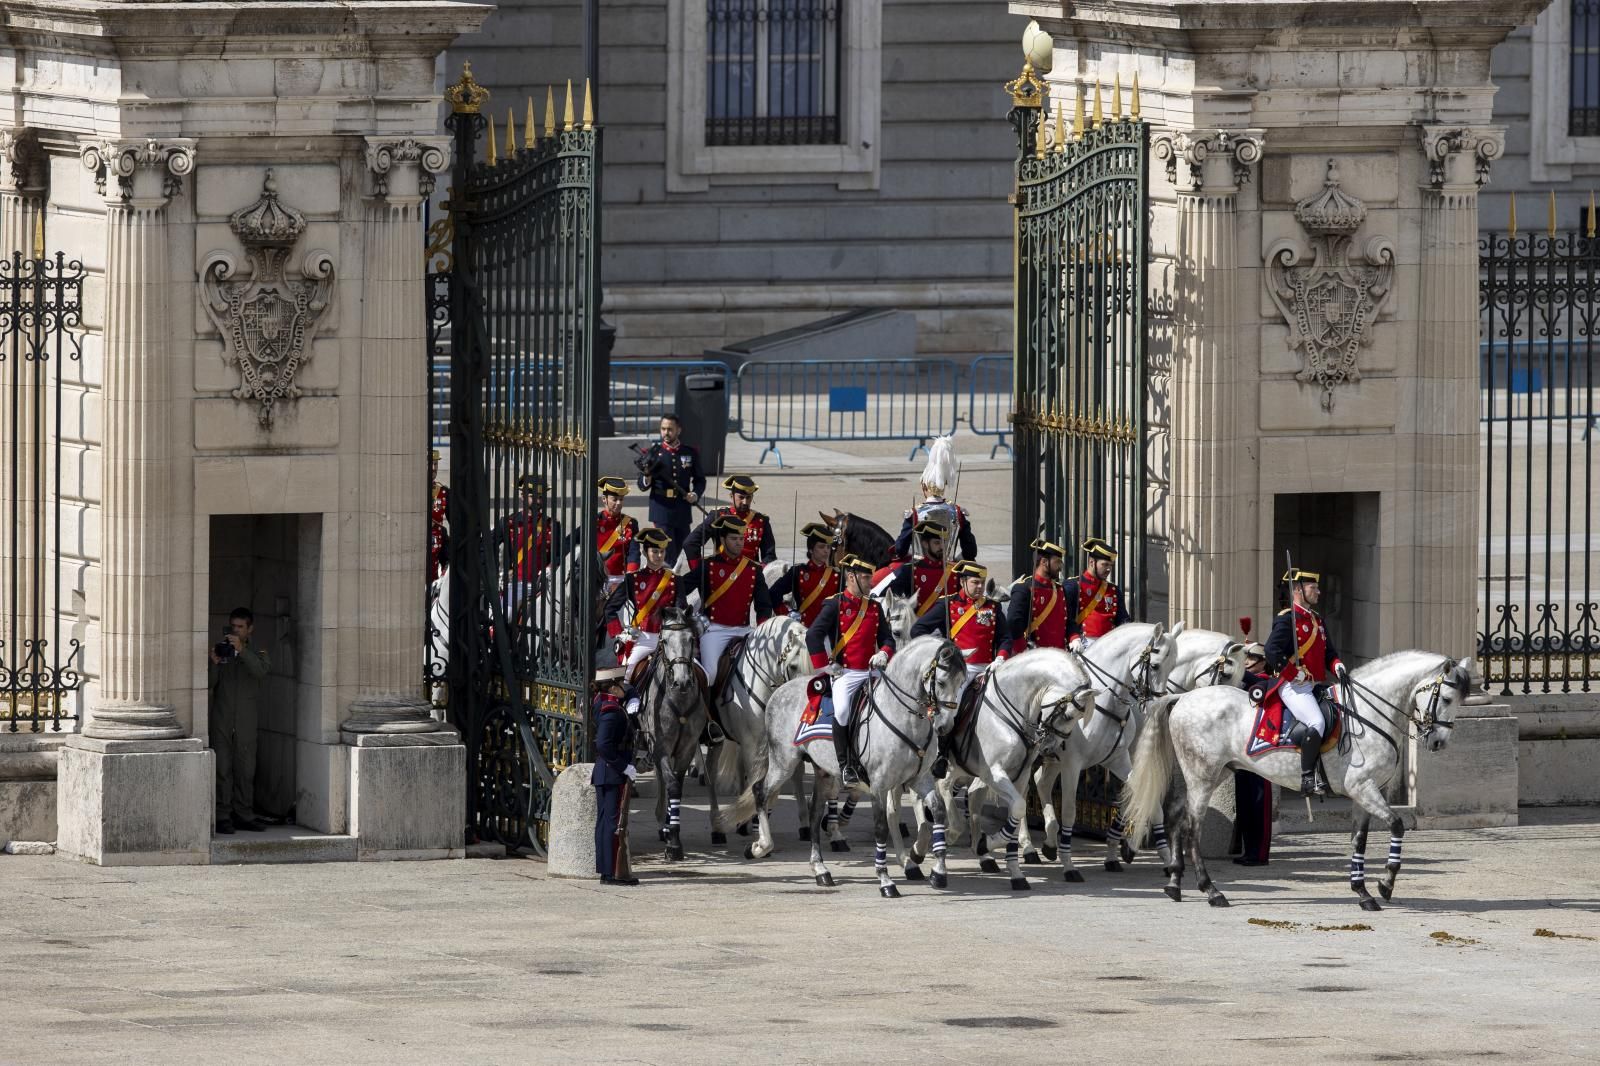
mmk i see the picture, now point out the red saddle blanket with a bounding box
[1246,679,1342,760]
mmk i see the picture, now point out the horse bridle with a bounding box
[1340,664,1464,746]
[870,650,960,760]
[1078,629,1165,720]
[1167,648,1232,693]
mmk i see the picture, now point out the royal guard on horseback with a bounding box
[428,450,449,582]
[604,528,682,710]
[912,560,1011,778]
[494,473,560,623]
[805,554,894,789]
[1265,568,1349,795]
[693,513,774,693]
[1063,537,1129,650]
[596,475,641,648]
[883,519,959,616]
[684,474,776,570]
[1007,537,1068,652]
[893,435,977,561]
[635,413,705,566]
[770,522,840,627]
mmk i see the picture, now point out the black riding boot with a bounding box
[1294,724,1326,795]
[931,733,950,780]
[833,726,860,789]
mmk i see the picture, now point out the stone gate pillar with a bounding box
[1020,0,1546,658]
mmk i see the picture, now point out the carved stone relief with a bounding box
[200,170,336,425]
[1266,159,1395,411]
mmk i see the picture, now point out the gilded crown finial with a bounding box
[445,62,491,115]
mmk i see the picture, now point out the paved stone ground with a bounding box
[6,799,1599,1064]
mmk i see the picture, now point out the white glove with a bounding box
[985,658,1004,675]
[1068,637,1082,652]
[624,697,642,716]
[623,764,637,781]
[623,627,641,642]
[869,650,890,671]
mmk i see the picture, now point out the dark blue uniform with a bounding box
[591,691,634,878]
[1233,670,1273,865]
[637,442,705,565]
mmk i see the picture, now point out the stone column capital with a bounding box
[1419,125,1504,189]
[79,138,197,207]
[1154,128,1265,193]
[1,128,48,196]
[364,136,450,201]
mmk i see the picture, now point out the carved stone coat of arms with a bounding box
[1266,160,1394,411]
[201,170,335,425]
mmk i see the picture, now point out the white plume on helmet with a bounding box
[919,435,958,497]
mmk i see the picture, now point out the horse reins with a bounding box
[866,651,957,762]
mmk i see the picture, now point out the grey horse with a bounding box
[640,607,708,861]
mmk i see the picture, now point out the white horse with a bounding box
[1165,627,1248,692]
[723,636,967,896]
[1122,651,1473,911]
[937,648,1099,889]
[1016,621,1184,879]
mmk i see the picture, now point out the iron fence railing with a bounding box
[967,354,1013,459]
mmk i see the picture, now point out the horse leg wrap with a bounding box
[667,798,681,828]
[1106,814,1125,847]
[1350,853,1366,886]
[931,823,947,857]
[825,800,839,832]
[1151,822,1169,852]
[874,843,888,874]
[1003,817,1020,859]
[1387,836,1403,867]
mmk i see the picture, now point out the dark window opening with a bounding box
[1572,1,1600,135]
[706,0,843,147]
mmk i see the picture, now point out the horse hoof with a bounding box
[798,826,811,842]
[908,848,925,865]
[904,866,926,882]
[1359,897,1383,912]
[1042,844,1058,862]
[1122,840,1136,864]
[880,884,901,899]
[736,821,751,837]
[1023,850,1042,865]
[975,834,989,856]
[665,845,685,862]
[830,840,850,853]
[930,871,948,889]
[742,843,758,860]
[1378,882,1394,902]
[710,831,727,846]
[1010,877,1031,892]
[815,872,835,887]
[1062,869,1085,884]
[1104,860,1123,873]
[1164,885,1182,903]
[1208,895,1230,908]
[658,828,669,843]
[980,857,1001,874]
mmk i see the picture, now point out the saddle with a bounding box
[796,670,875,749]
[1245,678,1344,760]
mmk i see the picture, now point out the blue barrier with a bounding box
[734,358,961,468]
[610,359,731,435]
[967,355,1013,459]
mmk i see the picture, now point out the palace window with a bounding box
[1572,0,1600,135]
[706,0,843,147]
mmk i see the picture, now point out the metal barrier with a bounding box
[967,355,1013,459]
[734,358,960,467]
[610,359,731,436]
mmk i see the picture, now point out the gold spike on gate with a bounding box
[545,86,557,137]
[1508,191,1518,235]
[1548,190,1558,237]
[563,79,576,131]
[1113,73,1123,120]
[1589,190,1597,239]
[1073,86,1085,139]
[1055,102,1067,153]
[583,78,595,130]
[33,211,44,259]
[506,109,518,154]
[526,97,538,148]
[1092,81,1103,128]
[1131,72,1141,121]
[487,113,498,165]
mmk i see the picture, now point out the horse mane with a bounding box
[842,513,895,566]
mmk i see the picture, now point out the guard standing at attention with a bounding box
[1063,537,1129,651]
[635,412,705,565]
[592,666,639,886]
[1265,568,1348,795]
[1232,643,1274,866]
[683,474,776,568]
[770,521,840,627]
[806,555,894,789]
[1006,538,1068,652]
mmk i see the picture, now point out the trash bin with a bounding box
[674,372,728,479]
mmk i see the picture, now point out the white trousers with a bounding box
[955,662,984,706]
[831,669,872,727]
[1074,635,1097,653]
[624,631,659,671]
[699,622,749,686]
[1280,680,1325,735]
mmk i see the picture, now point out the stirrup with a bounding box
[1300,771,1325,796]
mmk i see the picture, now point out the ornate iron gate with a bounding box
[1,242,85,732]
[1479,210,1599,695]
[1007,72,1150,834]
[436,68,601,850]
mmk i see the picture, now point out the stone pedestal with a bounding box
[56,738,213,866]
[1407,703,1519,828]
[547,763,601,879]
[345,732,466,860]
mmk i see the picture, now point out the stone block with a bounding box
[1410,711,1519,828]
[0,780,57,846]
[1518,737,1600,806]
[295,739,349,834]
[547,763,600,879]
[56,738,213,866]
[348,734,465,859]
[194,396,340,451]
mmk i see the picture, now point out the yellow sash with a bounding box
[634,571,673,624]
[704,557,750,610]
[1028,584,1060,635]
[1075,579,1108,624]
[917,562,953,616]
[797,566,835,619]
[598,519,627,555]
[1296,609,1321,660]
[515,518,545,571]
[949,598,984,639]
[833,598,874,660]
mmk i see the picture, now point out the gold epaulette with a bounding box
[1277,608,1291,616]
